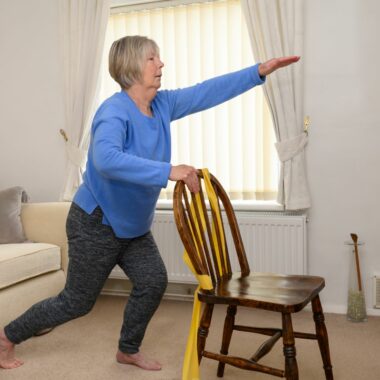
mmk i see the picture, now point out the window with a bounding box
[97,0,279,201]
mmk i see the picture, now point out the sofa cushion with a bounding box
[0,243,61,289]
[0,186,28,244]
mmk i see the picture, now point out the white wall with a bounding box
[305,0,380,314]
[0,0,65,202]
[0,0,379,314]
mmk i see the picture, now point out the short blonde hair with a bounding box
[109,35,159,90]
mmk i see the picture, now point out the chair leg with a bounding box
[217,305,237,377]
[282,313,299,380]
[198,303,214,364]
[312,295,334,380]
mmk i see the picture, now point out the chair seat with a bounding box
[198,272,325,312]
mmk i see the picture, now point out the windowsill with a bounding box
[156,199,284,212]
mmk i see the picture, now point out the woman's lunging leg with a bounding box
[116,231,168,370]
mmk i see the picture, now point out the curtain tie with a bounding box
[275,132,308,162]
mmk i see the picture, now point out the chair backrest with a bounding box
[173,170,250,286]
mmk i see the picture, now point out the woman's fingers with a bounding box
[169,165,200,193]
[184,173,200,193]
[258,56,300,76]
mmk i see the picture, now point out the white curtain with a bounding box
[241,0,311,209]
[99,0,279,201]
[60,0,110,201]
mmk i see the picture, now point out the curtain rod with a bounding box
[111,0,224,14]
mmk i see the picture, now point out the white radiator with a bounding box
[110,210,307,283]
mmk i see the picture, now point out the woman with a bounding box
[0,36,299,371]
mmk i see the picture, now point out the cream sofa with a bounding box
[0,202,70,326]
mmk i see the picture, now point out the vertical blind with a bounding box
[97,0,278,200]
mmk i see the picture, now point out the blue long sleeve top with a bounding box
[73,64,265,238]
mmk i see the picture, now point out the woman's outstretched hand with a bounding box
[169,165,200,193]
[258,56,300,77]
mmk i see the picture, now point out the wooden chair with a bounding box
[173,170,333,380]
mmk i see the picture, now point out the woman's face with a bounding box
[141,51,164,90]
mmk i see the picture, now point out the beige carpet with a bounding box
[2,295,380,380]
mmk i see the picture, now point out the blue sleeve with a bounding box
[91,109,171,188]
[165,64,265,121]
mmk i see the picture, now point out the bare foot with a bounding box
[0,328,23,369]
[116,350,162,371]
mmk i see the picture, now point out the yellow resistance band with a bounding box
[182,168,227,380]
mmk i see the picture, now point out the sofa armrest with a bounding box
[21,202,71,273]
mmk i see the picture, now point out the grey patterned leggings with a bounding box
[4,203,168,354]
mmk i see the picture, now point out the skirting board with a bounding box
[323,304,380,317]
[102,279,380,316]
[102,278,197,302]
